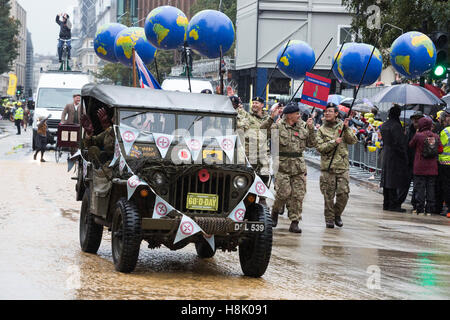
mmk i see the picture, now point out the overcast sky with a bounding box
[17,0,79,56]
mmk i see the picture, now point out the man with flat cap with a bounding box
[267,102,316,233]
[238,96,282,205]
[316,103,357,228]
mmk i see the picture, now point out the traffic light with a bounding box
[16,85,23,97]
[430,31,448,79]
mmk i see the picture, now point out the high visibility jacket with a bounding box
[14,107,24,120]
[439,126,450,165]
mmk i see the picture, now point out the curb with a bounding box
[305,156,381,192]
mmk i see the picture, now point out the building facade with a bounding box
[235,0,353,102]
[25,30,34,98]
[1,0,27,97]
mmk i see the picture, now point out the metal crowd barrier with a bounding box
[305,141,383,175]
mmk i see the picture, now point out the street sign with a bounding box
[300,72,331,110]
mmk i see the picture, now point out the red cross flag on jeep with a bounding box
[152,195,176,219]
[174,214,204,244]
[153,133,174,159]
[126,175,148,200]
[248,174,274,200]
[119,126,140,156]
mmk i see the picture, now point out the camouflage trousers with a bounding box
[319,170,350,222]
[272,171,307,222]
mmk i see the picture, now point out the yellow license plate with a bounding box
[186,193,219,211]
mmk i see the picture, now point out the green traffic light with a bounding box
[433,65,445,77]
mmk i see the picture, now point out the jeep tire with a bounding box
[79,188,103,254]
[238,203,273,277]
[112,198,142,273]
[195,238,216,258]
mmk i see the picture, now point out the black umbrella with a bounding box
[370,84,443,112]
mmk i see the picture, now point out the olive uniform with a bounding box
[270,118,317,222]
[316,119,358,225]
[84,126,115,166]
[238,109,273,180]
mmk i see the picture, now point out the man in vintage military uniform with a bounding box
[238,96,279,205]
[268,102,316,233]
[316,103,358,228]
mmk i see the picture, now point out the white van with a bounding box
[32,71,90,150]
[161,77,214,93]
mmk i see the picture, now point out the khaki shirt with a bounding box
[271,118,317,175]
[316,120,358,173]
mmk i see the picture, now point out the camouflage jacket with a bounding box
[237,109,273,168]
[316,119,358,173]
[85,126,115,153]
[271,118,317,175]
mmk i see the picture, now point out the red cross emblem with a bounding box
[180,221,194,235]
[255,181,266,195]
[155,202,168,216]
[127,176,140,188]
[188,139,201,151]
[156,136,170,149]
[221,138,234,151]
[122,130,135,143]
[234,208,246,222]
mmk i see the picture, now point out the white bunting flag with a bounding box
[153,133,174,159]
[215,135,237,161]
[119,126,140,155]
[67,158,75,172]
[69,149,81,160]
[126,175,148,200]
[184,136,203,161]
[82,159,88,178]
[203,234,215,252]
[248,174,274,200]
[119,154,128,175]
[152,195,176,219]
[174,214,204,244]
[227,200,247,222]
[109,138,121,167]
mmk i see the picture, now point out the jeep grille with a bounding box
[169,170,232,214]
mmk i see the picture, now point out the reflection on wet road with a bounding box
[0,121,449,299]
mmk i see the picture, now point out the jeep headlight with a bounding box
[233,175,248,189]
[153,171,165,186]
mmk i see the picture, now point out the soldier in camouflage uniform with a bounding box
[316,103,358,228]
[238,96,278,205]
[268,102,317,233]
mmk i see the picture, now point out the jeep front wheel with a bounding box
[238,203,273,277]
[195,238,216,258]
[111,198,142,273]
[79,188,103,254]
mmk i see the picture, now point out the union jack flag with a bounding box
[134,51,161,90]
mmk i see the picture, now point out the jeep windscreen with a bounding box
[120,110,176,138]
[178,114,233,136]
[36,88,81,109]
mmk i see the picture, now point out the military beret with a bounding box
[326,102,338,111]
[283,102,300,114]
[201,89,212,94]
[252,96,265,103]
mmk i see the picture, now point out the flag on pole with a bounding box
[135,51,161,90]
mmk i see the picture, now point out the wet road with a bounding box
[0,120,449,300]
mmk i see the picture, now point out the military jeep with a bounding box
[76,84,273,277]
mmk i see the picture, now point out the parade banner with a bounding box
[203,234,215,252]
[152,195,176,219]
[300,72,331,110]
[109,138,121,167]
[184,136,204,161]
[174,214,204,244]
[215,135,237,161]
[126,175,148,200]
[248,175,275,200]
[152,133,174,159]
[119,126,140,155]
[227,200,246,222]
[7,74,17,96]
